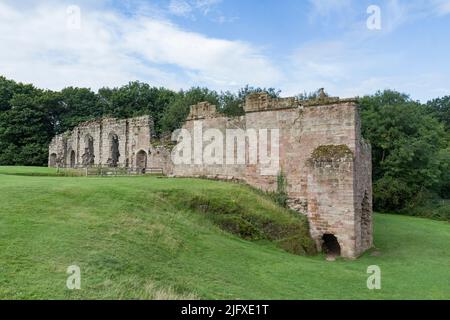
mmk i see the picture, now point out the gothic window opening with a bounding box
[108,134,120,167]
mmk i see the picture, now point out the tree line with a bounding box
[0,76,448,218]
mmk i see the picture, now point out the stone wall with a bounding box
[49,93,373,258]
[170,93,373,258]
[48,116,155,171]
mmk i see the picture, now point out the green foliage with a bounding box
[159,87,220,134]
[427,96,450,130]
[274,171,289,208]
[403,198,450,222]
[360,90,450,214]
[217,85,281,117]
[0,87,57,166]
[296,88,328,100]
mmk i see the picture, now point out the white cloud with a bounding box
[167,0,222,18]
[194,0,222,15]
[435,0,450,15]
[0,1,280,92]
[168,0,193,17]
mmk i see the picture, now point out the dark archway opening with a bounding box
[108,134,120,167]
[70,150,76,168]
[82,135,95,166]
[49,153,57,167]
[322,234,341,256]
[136,150,147,174]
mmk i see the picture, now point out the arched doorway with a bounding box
[70,150,76,168]
[49,153,57,167]
[108,133,120,167]
[82,135,95,166]
[136,150,147,173]
[322,234,341,257]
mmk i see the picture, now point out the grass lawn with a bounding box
[0,167,449,299]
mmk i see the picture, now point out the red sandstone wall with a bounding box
[168,97,373,258]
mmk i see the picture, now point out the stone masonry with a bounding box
[49,93,373,259]
[48,116,155,171]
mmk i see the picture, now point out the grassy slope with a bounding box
[0,168,449,299]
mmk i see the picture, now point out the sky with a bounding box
[0,0,449,102]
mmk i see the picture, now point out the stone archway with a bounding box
[49,153,57,167]
[82,135,95,166]
[108,133,120,167]
[322,234,341,257]
[70,150,76,168]
[136,150,147,173]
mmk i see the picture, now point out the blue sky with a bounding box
[0,0,449,101]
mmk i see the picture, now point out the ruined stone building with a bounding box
[49,92,373,259]
[48,116,155,172]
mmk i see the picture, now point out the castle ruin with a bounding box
[49,92,373,259]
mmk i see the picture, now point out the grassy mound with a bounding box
[162,189,316,255]
[0,167,449,300]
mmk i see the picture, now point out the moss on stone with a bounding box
[310,144,353,162]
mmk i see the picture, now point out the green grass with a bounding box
[0,167,449,300]
[0,166,82,177]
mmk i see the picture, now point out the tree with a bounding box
[359,90,449,211]
[0,89,56,166]
[160,87,220,134]
[217,85,282,117]
[427,96,450,130]
[59,87,100,133]
[0,76,36,111]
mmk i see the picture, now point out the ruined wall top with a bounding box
[186,90,358,120]
[244,93,296,113]
[244,90,358,113]
[186,102,219,121]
